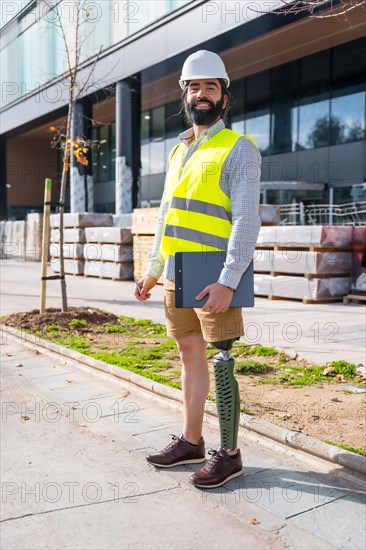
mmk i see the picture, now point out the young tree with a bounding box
[45,0,104,312]
[271,0,366,18]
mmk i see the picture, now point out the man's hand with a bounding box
[196,283,233,313]
[134,275,157,301]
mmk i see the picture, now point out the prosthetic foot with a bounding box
[211,338,240,450]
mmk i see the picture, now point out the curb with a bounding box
[2,323,366,477]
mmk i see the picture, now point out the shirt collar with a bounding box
[178,119,225,147]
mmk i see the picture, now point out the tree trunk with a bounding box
[58,102,73,312]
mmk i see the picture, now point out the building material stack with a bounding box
[343,226,366,303]
[50,213,113,276]
[2,220,27,260]
[254,226,352,303]
[25,213,43,261]
[83,226,133,280]
[131,208,163,283]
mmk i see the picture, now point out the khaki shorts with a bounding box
[163,279,244,342]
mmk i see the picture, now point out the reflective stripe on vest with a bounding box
[160,129,257,258]
[170,197,232,222]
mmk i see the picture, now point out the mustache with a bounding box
[191,98,215,109]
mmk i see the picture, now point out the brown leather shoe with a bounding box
[146,434,206,468]
[189,448,243,488]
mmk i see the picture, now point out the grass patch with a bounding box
[247,345,279,357]
[256,362,360,387]
[323,440,366,457]
[68,319,88,330]
[328,360,357,378]
[240,405,254,415]
[46,323,61,333]
[235,360,275,375]
[85,349,181,390]
[49,331,90,350]
[117,316,167,336]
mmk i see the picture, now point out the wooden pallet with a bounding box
[132,234,163,284]
[273,245,351,252]
[270,272,350,279]
[267,295,343,304]
[343,294,366,304]
[131,208,159,236]
[255,245,351,252]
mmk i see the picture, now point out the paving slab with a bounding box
[290,494,366,549]
[1,336,365,549]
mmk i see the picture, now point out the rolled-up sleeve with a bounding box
[145,190,167,281]
[217,138,262,290]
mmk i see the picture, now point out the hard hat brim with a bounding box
[179,76,230,89]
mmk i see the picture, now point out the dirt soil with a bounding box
[3,307,365,451]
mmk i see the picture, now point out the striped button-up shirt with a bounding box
[146,119,262,290]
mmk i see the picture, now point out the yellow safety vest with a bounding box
[160,128,256,258]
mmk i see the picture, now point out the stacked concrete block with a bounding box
[50,212,113,276]
[2,220,27,260]
[84,226,133,280]
[254,274,351,302]
[254,225,352,302]
[253,248,352,277]
[25,213,43,261]
[0,213,45,262]
[0,220,7,258]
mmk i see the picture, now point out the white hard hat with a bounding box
[179,50,230,89]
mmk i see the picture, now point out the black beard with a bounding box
[184,96,225,125]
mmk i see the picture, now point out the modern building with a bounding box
[1,0,365,221]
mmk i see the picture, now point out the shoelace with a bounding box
[163,434,181,452]
[205,449,226,471]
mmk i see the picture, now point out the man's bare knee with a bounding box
[176,333,206,363]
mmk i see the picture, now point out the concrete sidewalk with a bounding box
[1,334,365,549]
[1,259,365,365]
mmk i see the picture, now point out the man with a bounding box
[135,50,261,488]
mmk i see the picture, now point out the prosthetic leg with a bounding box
[211,338,240,450]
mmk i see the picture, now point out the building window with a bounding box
[141,111,150,177]
[245,111,270,155]
[92,124,115,183]
[165,100,183,165]
[229,79,245,133]
[297,96,330,150]
[246,71,270,155]
[330,89,365,145]
[150,105,165,174]
[271,62,298,154]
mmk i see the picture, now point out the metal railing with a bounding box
[279,202,366,225]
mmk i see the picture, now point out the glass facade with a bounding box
[1,0,192,109]
[128,0,191,35]
[140,38,366,181]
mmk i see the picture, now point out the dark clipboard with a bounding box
[175,251,254,308]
